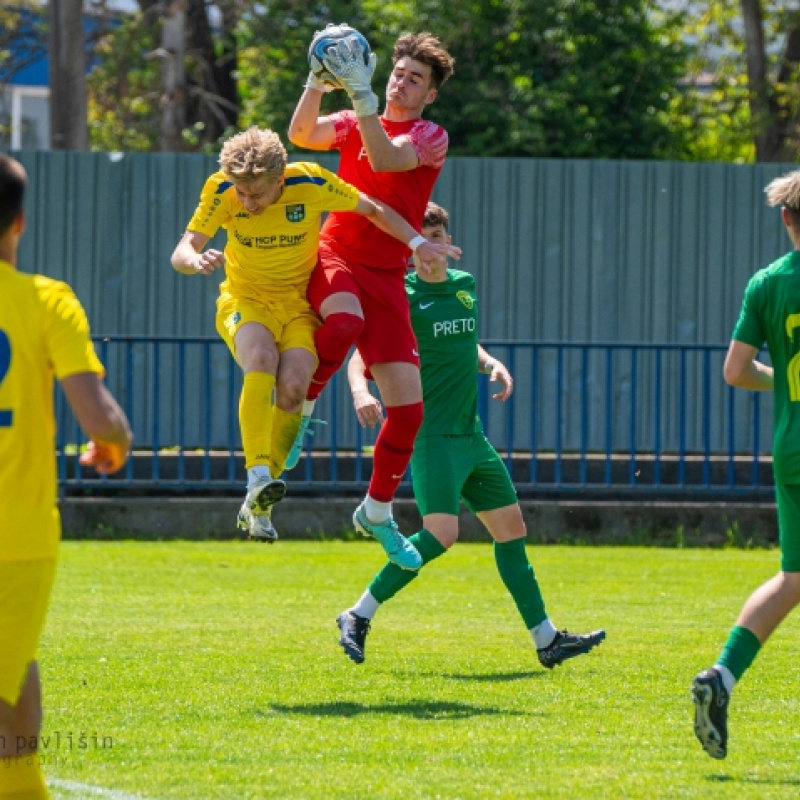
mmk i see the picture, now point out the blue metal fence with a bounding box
[56,337,774,498]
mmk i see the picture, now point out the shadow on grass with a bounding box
[706,775,800,787]
[261,700,525,719]
[442,671,543,682]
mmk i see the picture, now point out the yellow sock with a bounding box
[0,754,49,799]
[239,372,276,470]
[269,407,303,475]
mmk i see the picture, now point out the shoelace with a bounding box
[301,417,327,439]
[387,522,410,550]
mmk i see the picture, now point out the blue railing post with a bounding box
[58,336,771,498]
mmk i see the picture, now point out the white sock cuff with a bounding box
[713,663,737,694]
[351,590,381,620]
[364,496,392,524]
[247,465,271,488]
[531,618,558,650]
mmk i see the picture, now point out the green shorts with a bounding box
[410,433,518,516]
[776,483,800,572]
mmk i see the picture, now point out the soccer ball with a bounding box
[308,23,372,89]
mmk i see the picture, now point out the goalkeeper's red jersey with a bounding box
[321,110,448,269]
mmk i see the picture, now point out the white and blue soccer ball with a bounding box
[308,23,372,89]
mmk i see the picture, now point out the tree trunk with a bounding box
[215,1,240,134]
[739,0,800,161]
[185,0,239,146]
[160,1,186,152]
[776,20,800,162]
[48,0,88,150]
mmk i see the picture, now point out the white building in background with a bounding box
[0,37,50,150]
[1,5,129,151]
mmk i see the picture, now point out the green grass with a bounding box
[38,541,800,799]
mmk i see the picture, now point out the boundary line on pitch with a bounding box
[50,778,160,800]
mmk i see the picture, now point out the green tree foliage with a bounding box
[235,1,360,139]
[240,0,691,159]
[418,0,691,158]
[80,0,694,157]
[88,7,161,151]
[88,0,239,152]
[676,0,800,163]
[0,4,46,84]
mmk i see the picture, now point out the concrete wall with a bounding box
[60,497,779,549]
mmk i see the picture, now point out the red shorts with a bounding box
[307,241,420,369]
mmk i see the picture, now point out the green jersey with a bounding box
[733,250,800,482]
[406,268,482,437]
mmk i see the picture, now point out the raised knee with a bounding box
[244,352,278,373]
[276,379,307,411]
[387,401,423,429]
[317,313,364,350]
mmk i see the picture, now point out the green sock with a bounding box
[718,625,762,681]
[494,538,547,629]
[368,528,447,603]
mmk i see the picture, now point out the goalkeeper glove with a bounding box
[306,44,343,93]
[304,68,339,93]
[79,440,130,475]
[323,36,379,117]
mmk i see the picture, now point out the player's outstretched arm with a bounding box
[61,373,133,475]
[723,340,774,391]
[478,345,514,401]
[171,230,224,276]
[288,90,338,151]
[321,34,417,172]
[347,350,384,428]
[354,194,461,272]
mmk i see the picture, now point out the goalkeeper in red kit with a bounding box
[288,28,456,571]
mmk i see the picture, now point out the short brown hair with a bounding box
[219,126,287,182]
[393,32,455,90]
[423,201,449,231]
[0,154,26,238]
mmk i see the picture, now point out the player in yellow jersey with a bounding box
[0,154,132,800]
[171,127,458,553]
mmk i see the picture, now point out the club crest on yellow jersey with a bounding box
[286,204,305,223]
[456,290,474,309]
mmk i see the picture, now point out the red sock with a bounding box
[368,401,423,502]
[307,312,365,401]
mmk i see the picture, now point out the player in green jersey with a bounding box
[693,169,800,759]
[337,202,606,667]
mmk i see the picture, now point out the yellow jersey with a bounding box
[187,161,361,304]
[0,261,104,561]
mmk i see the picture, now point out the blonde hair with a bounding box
[766,169,800,228]
[393,32,455,90]
[219,127,287,182]
[766,169,800,209]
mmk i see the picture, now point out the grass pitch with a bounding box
[39,541,800,799]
